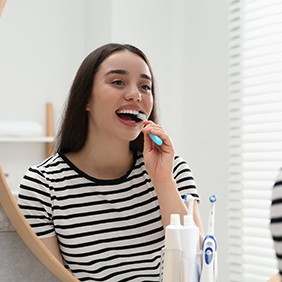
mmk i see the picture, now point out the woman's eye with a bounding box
[112,80,124,86]
[141,84,152,92]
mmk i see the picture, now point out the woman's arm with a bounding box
[152,178,188,227]
[142,121,205,234]
[153,178,205,240]
[41,236,64,265]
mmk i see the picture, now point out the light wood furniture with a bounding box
[267,273,281,282]
[0,0,6,16]
[0,165,79,282]
[0,102,55,158]
[45,102,55,157]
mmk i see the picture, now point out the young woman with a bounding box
[18,43,204,281]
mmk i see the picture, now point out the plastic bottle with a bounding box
[162,213,182,282]
[181,195,200,282]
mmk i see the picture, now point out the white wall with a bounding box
[0,0,229,280]
[182,2,229,280]
[0,0,86,191]
[0,0,85,125]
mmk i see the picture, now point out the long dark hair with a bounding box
[55,43,158,154]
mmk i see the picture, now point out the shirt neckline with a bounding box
[58,151,138,185]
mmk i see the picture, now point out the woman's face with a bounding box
[87,50,154,144]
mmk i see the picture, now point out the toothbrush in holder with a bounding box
[200,195,217,282]
[137,113,163,146]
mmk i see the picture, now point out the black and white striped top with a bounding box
[271,169,282,279]
[18,152,199,282]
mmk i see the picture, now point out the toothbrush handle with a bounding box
[149,133,163,146]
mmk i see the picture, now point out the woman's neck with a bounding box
[66,138,134,180]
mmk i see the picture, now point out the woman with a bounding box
[18,43,204,281]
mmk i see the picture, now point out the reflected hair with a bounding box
[55,43,158,154]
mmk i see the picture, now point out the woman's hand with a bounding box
[142,121,175,184]
[142,121,202,228]
[141,121,205,230]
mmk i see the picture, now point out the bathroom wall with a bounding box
[0,0,86,191]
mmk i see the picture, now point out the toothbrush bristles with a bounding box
[137,113,147,121]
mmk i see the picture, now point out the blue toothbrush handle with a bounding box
[149,133,163,146]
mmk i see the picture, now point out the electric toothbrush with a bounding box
[137,113,163,146]
[200,195,217,282]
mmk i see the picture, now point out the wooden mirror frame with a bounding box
[0,165,79,282]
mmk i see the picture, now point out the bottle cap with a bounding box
[183,214,195,226]
[170,214,180,225]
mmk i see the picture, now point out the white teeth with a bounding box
[116,109,139,116]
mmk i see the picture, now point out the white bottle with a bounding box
[181,195,200,282]
[162,214,182,282]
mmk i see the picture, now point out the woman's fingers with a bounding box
[142,121,167,144]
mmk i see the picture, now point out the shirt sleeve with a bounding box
[270,169,282,279]
[17,166,56,238]
[173,155,200,200]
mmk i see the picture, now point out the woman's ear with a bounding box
[86,102,90,112]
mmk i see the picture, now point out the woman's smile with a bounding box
[116,108,146,127]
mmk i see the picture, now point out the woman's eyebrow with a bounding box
[141,73,152,81]
[105,69,128,76]
[105,69,152,81]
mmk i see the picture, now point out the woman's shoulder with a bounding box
[26,153,67,176]
[173,155,192,169]
[274,168,282,187]
[173,155,187,163]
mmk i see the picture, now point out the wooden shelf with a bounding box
[0,136,54,143]
[0,103,55,158]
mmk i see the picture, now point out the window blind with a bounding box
[228,0,244,281]
[228,0,282,281]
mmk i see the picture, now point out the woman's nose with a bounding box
[124,86,142,101]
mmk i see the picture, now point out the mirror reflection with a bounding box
[1,1,280,281]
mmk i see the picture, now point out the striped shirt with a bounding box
[18,152,199,282]
[271,169,282,279]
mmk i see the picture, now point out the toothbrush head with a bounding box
[185,194,194,203]
[209,195,216,203]
[183,194,195,216]
[137,112,147,121]
[136,112,163,146]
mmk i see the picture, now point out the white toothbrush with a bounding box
[200,195,217,282]
[137,113,163,146]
